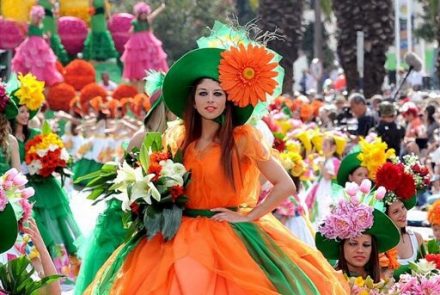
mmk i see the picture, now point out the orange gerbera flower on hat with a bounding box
[428,200,440,226]
[219,43,278,108]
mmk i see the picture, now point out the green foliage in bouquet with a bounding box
[0,256,63,295]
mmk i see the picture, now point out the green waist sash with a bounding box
[92,209,320,295]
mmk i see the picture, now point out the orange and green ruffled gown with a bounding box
[85,125,349,295]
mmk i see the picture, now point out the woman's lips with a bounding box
[205,106,217,113]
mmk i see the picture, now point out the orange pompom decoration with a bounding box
[64,59,96,91]
[300,104,314,122]
[112,84,138,100]
[46,83,76,111]
[129,93,149,118]
[80,83,107,113]
[55,61,66,76]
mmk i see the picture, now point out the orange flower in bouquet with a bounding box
[24,123,70,178]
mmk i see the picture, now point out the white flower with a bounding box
[114,174,161,211]
[413,259,436,274]
[113,162,139,190]
[160,160,187,178]
[48,144,59,152]
[163,175,184,188]
[27,160,42,175]
[60,149,70,162]
[36,149,49,158]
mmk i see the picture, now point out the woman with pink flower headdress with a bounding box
[316,181,400,285]
[121,2,168,86]
[11,5,63,86]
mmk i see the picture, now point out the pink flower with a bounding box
[12,172,28,187]
[344,182,359,197]
[352,206,374,232]
[21,187,35,199]
[375,186,386,200]
[4,168,18,182]
[359,179,372,194]
[0,189,8,211]
[19,198,32,222]
[2,180,12,190]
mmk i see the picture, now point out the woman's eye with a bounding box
[214,91,224,96]
[363,244,371,247]
[349,242,357,246]
[198,91,208,96]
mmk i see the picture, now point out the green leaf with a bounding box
[173,149,184,164]
[86,187,105,200]
[143,211,162,240]
[161,206,183,240]
[41,121,52,135]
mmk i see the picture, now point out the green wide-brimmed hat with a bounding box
[403,196,417,210]
[0,203,18,253]
[316,208,400,260]
[337,152,362,186]
[162,48,254,126]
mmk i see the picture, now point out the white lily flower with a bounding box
[113,162,138,191]
[415,259,436,274]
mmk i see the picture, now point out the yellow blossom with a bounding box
[358,138,395,180]
[15,73,45,111]
[354,276,365,287]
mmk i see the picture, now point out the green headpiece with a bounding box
[162,21,284,126]
[0,203,18,253]
[0,83,18,119]
[336,151,362,186]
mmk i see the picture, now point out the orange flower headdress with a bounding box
[428,200,440,226]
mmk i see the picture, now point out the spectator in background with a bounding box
[424,105,440,144]
[375,102,405,155]
[349,93,376,137]
[99,72,117,92]
[370,94,383,122]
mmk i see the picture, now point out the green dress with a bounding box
[82,0,117,61]
[39,0,69,65]
[18,128,81,256]
[74,198,127,295]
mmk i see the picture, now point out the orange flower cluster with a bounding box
[428,200,440,226]
[79,83,107,113]
[219,43,278,107]
[47,83,76,112]
[379,247,400,270]
[129,93,150,118]
[112,84,138,100]
[25,134,68,177]
[64,59,96,91]
[148,152,170,181]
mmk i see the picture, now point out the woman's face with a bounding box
[348,167,369,185]
[194,79,226,121]
[322,138,336,157]
[343,234,373,270]
[16,106,30,126]
[387,200,407,228]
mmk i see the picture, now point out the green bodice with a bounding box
[18,128,41,163]
[28,24,44,37]
[133,20,150,32]
[0,147,11,175]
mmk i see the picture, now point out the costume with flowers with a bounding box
[121,3,168,80]
[8,74,81,264]
[11,6,63,86]
[84,22,349,295]
[39,0,69,65]
[82,0,117,61]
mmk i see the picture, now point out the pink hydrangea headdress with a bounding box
[0,83,9,113]
[134,2,151,15]
[30,5,45,20]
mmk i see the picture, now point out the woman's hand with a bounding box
[210,208,251,223]
[22,219,45,250]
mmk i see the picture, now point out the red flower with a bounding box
[170,185,185,199]
[273,137,286,152]
[426,254,440,269]
[375,163,404,191]
[150,152,170,164]
[420,166,429,177]
[130,203,140,215]
[394,172,416,200]
[148,163,162,181]
[424,177,431,186]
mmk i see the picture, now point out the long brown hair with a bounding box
[0,114,10,160]
[181,78,237,187]
[337,235,380,283]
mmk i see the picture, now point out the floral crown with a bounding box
[375,154,429,206]
[428,200,440,226]
[30,5,45,19]
[0,83,10,113]
[318,180,384,241]
[357,137,396,180]
[15,73,45,111]
[197,21,284,109]
[134,2,151,15]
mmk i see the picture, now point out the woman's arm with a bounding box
[23,219,61,295]
[9,135,21,170]
[147,3,165,23]
[211,156,295,222]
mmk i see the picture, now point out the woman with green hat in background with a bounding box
[374,158,428,279]
[84,23,349,294]
[316,181,400,283]
[8,73,81,278]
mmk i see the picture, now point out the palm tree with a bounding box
[259,0,304,95]
[332,0,394,98]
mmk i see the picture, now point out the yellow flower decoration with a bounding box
[280,151,306,177]
[354,276,365,287]
[357,137,395,180]
[15,73,45,111]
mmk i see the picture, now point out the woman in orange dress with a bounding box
[85,42,349,294]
